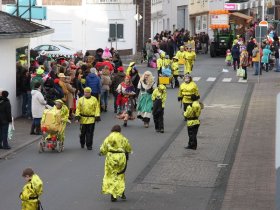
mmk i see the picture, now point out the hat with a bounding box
[36,67,44,75]
[90,68,98,74]
[180,46,184,50]
[160,52,166,58]
[55,99,64,104]
[54,78,60,84]
[117,66,124,72]
[158,84,166,91]
[84,87,92,93]
[19,54,26,58]
[58,73,66,78]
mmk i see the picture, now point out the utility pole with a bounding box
[143,0,146,48]
[262,0,265,20]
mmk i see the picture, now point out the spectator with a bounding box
[0,90,12,149]
[86,68,101,99]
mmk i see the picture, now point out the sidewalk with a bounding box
[0,118,40,159]
[221,72,278,209]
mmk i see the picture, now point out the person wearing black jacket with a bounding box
[0,90,12,149]
[111,66,126,113]
[231,44,240,70]
[21,69,32,118]
[247,38,255,67]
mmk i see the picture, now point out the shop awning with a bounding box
[229,12,253,23]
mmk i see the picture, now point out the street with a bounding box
[0,55,256,210]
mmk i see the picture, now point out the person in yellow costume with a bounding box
[171,56,179,87]
[178,74,200,120]
[126,62,136,76]
[18,54,28,68]
[156,52,170,77]
[175,46,186,65]
[53,99,69,142]
[187,36,196,50]
[184,47,196,74]
[75,87,100,150]
[152,84,167,133]
[99,125,132,202]
[20,168,43,210]
[184,100,201,150]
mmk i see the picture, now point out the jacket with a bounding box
[184,101,201,127]
[30,76,44,90]
[171,61,179,75]
[101,75,112,91]
[252,48,260,62]
[31,89,47,118]
[20,174,43,210]
[231,45,240,59]
[152,88,167,108]
[58,80,69,102]
[240,51,249,67]
[75,96,100,124]
[157,58,170,71]
[0,96,12,124]
[178,81,200,104]
[111,72,126,94]
[86,73,101,94]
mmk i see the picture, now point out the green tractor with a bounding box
[210,23,235,57]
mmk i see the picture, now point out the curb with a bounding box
[0,136,41,159]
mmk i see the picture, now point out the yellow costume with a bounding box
[178,81,200,104]
[75,96,100,124]
[20,174,43,210]
[184,51,196,74]
[100,132,132,199]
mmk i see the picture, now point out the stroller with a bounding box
[39,108,65,153]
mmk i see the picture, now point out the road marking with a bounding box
[217,164,228,168]
[206,77,216,82]
[222,69,229,72]
[204,104,241,109]
[193,77,201,81]
[222,78,232,82]
[238,78,247,83]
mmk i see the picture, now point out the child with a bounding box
[183,100,201,150]
[152,84,167,133]
[171,56,179,88]
[225,49,233,66]
[20,168,43,210]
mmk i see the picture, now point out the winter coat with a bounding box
[152,88,167,108]
[246,41,255,55]
[21,75,31,93]
[0,96,12,125]
[20,174,43,210]
[178,81,200,104]
[75,96,100,124]
[31,89,47,118]
[30,76,44,90]
[231,45,240,59]
[100,132,132,199]
[129,71,140,91]
[262,48,272,64]
[86,73,101,94]
[101,75,112,91]
[171,61,179,75]
[58,80,69,102]
[184,101,201,127]
[240,51,249,67]
[252,48,260,62]
[65,82,76,109]
[111,72,126,95]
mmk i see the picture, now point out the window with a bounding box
[109,23,124,39]
[49,45,60,51]
[34,45,50,51]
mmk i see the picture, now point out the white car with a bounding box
[33,44,78,58]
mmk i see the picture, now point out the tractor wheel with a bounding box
[210,43,216,58]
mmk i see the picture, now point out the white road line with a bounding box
[238,78,247,83]
[192,77,201,81]
[206,77,216,82]
[222,78,232,82]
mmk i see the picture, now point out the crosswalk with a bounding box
[190,76,248,83]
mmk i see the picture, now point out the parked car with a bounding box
[32,44,78,58]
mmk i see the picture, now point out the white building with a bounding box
[0,9,53,117]
[30,0,137,54]
[151,0,189,37]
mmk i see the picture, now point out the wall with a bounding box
[30,4,136,54]
[0,38,29,118]
[189,0,209,15]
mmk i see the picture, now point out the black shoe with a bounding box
[87,147,92,150]
[81,144,84,149]
[123,121,127,127]
[155,129,160,133]
[121,193,126,200]
[114,110,117,114]
[111,195,117,202]
[30,132,36,135]
[160,129,164,133]
[3,146,11,150]
[0,146,3,149]
[184,146,196,150]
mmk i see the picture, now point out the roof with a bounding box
[0,11,54,39]
[230,12,253,22]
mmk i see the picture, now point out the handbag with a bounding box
[236,68,245,77]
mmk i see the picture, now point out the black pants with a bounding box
[153,110,164,131]
[80,123,95,148]
[174,75,179,87]
[187,124,200,149]
[233,58,240,70]
[242,66,247,80]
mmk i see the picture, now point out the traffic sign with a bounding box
[134,13,142,21]
[259,20,268,27]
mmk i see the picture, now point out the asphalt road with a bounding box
[0,54,249,210]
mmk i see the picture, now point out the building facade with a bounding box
[189,0,209,35]
[151,0,189,37]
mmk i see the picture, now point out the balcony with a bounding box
[86,0,133,3]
